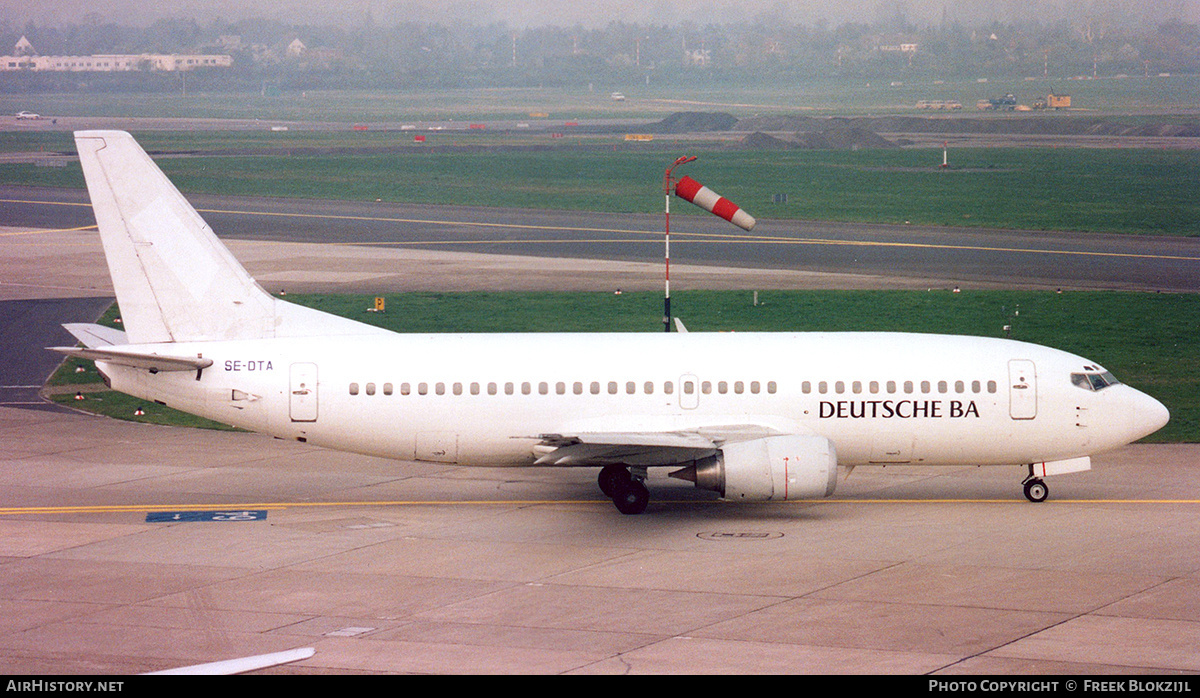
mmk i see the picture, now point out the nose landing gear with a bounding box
[598,465,649,515]
[1022,471,1049,503]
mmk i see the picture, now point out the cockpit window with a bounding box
[1071,371,1121,392]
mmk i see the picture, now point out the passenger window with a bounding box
[801,381,810,394]
[972,380,981,393]
[436,382,446,396]
[751,381,761,394]
[470,382,480,395]
[683,381,695,395]
[701,381,712,394]
[987,380,997,393]
[767,381,777,394]
[937,381,948,394]
[505,382,514,395]
[608,381,618,395]
[717,381,728,394]
[574,382,583,395]
[557,382,566,395]
[522,382,532,395]
[955,380,965,394]
[921,381,931,394]
[852,381,862,394]
[453,382,463,396]
[488,382,497,395]
[887,380,897,394]
[591,381,600,395]
[538,382,548,395]
[834,381,844,394]
[626,381,636,394]
[401,382,411,396]
[644,381,654,394]
[419,382,428,395]
[383,383,393,396]
[664,381,674,394]
[349,382,359,396]
[869,381,879,394]
[819,381,828,394]
[904,381,914,394]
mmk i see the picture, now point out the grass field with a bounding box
[49,289,1199,443]
[3,141,1198,236]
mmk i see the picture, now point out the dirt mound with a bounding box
[735,114,1200,138]
[653,111,739,133]
[737,131,796,149]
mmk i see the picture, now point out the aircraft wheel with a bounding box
[612,478,649,515]
[598,465,629,498]
[1023,478,1049,503]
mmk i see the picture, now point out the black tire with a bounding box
[598,465,629,498]
[1023,478,1049,503]
[612,478,650,515]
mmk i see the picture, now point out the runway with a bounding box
[1,187,1198,675]
[3,184,1200,293]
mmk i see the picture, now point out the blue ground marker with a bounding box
[146,510,267,522]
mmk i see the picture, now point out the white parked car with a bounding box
[15,111,40,120]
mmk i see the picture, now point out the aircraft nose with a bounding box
[1131,389,1170,440]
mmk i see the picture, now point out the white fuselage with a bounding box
[97,330,1166,470]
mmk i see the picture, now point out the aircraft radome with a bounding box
[51,131,1169,515]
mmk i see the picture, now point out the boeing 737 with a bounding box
[52,131,1169,514]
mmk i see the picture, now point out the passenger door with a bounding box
[1008,359,1037,420]
[289,362,318,422]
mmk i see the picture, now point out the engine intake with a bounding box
[671,435,838,500]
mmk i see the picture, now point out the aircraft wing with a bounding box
[49,345,214,374]
[533,432,719,466]
[531,419,812,466]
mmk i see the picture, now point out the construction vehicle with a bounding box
[1033,93,1072,110]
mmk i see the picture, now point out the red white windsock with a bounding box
[674,175,756,231]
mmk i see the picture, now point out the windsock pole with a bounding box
[663,156,696,332]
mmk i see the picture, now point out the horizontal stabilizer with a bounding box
[62,323,128,348]
[49,346,213,373]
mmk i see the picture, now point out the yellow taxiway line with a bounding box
[2,498,1198,516]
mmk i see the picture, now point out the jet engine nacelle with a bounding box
[675,434,838,501]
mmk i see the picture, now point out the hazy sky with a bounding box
[2,0,1196,28]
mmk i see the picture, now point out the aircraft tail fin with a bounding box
[74,131,382,344]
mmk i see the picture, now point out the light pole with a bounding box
[662,155,696,332]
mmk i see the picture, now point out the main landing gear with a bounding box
[1022,467,1049,503]
[598,465,649,515]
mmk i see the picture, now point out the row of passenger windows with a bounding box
[347,378,997,397]
[801,379,998,395]
[349,379,777,397]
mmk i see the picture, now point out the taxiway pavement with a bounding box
[1,221,1197,675]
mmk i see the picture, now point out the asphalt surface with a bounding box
[0,297,111,411]
[3,184,1199,293]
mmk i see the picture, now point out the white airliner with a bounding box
[53,130,1169,514]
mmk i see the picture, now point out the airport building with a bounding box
[0,36,232,72]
